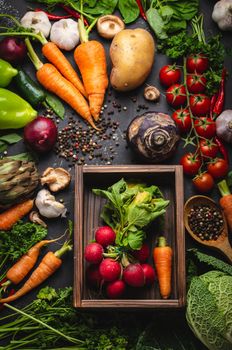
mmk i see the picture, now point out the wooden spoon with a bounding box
[184,195,232,263]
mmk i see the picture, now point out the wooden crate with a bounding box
[74,165,185,308]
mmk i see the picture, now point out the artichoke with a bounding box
[0,158,39,208]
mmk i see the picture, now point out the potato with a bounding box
[110,28,155,91]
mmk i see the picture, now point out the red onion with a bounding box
[0,37,27,64]
[24,116,57,153]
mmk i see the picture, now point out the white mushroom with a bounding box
[29,211,47,228]
[20,11,51,38]
[144,85,160,102]
[41,167,71,192]
[97,15,125,39]
[35,189,67,218]
[50,19,80,50]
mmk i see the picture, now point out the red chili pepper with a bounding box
[60,5,89,27]
[215,136,229,164]
[210,93,218,119]
[136,0,147,21]
[213,68,227,117]
[34,8,72,20]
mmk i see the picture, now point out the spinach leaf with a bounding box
[118,0,140,24]
[166,0,199,20]
[146,8,168,39]
[84,0,118,15]
[0,133,22,144]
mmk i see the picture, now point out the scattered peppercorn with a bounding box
[188,204,224,241]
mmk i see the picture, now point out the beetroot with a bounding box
[84,243,103,264]
[86,265,103,288]
[99,258,121,282]
[106,280,126,299]
[123,263,145,287]
[95,226,116,248]
[141,264,156,286]
[132,243,150,263]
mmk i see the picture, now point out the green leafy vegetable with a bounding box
[118,0,140,24]
[93,178,169,250]
[7,152,35,161]
[186,271,232,350]
[146,0,199,39]
[0,221,47,279]
[0,133,22,152]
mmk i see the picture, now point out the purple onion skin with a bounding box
[0,37,27,64]
[24,116,57,153]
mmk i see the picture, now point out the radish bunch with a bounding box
[84,226,156,299]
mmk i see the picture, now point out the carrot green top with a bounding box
[218,180,231,197]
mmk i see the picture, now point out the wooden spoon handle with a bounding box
[218,241,232,263]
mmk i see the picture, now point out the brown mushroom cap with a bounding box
[97,15,125,39]
[41,167,71,192]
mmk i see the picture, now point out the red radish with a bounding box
[123,263,145,287]
[106,280,126,299]
[132,243,150,262]
[84,243,103,264]
[141,264,156,286]
[99,258,121,282]
[95,226,116,248]
[86,264,103,288]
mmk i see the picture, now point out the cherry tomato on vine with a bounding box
[194,117,216,139]
[166,84,187,108]
[199,139,219,159]
[207,158,229,179]
[186,74,207,93]
[159,65,181,87]
[186,54,209,73]
[180,152,202,176]
[172,108,191,134]
[189,94,211,116]
[192,172,214,193]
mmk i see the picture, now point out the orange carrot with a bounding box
[6,239,59,285]
[0,239,72,303]
[153,236,172,299]
[25,39,98,130]
[0,199,34,231]
[218,180,232,232]
[74,20,108,121]
[42,42,87,98]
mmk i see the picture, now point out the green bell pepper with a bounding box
[0,59,18,87]
[0,88,37,129]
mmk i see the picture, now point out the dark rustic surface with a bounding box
[1,0,232,347]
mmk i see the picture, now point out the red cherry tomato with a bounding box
[166,84,187,108]
[189,94,211,116]
[180,152,202,176]
[186,54,209,73]
[194,117,216,139]
[186,74,207,93]
[207,158,229,179]
[172,108,191,134]
[159,65,181,87]
[192,172,214,193]
[199,139,219,159]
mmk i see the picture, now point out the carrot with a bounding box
[0,199,34,231]
[42,42,87,98]
[153,236,172,299]
[25,39,98,130]
[218,179,232,232]
[74,19,108,121]
[6,239,59,285]
[0,239,72,303]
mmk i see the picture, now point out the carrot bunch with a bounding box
[0,237,72,303]
[153,236,172,299]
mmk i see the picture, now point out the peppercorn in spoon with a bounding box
[184,195,232,263]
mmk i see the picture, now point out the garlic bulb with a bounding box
[50,19,80,51]
[35,189,67,218]
[20,11,51,38]
[212,0,232,31]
